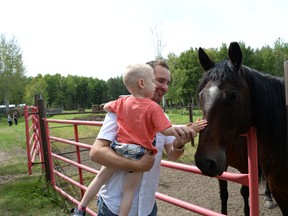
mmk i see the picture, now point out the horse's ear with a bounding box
[198,47,215,71]
[228,42,242,70]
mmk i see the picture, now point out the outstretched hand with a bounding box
[172,119,207,149]
[188,119,207,133]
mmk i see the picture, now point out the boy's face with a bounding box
[144,71,156,99]
[151,65,171,103]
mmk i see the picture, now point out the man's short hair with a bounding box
[146,60,169,70]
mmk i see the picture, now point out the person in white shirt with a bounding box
[89,60,206,216]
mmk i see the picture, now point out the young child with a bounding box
[71,64,207,216]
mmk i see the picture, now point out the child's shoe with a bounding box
[70,207,86,216]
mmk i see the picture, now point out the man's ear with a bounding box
[138,79,145,88]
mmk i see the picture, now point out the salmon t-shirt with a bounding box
[107,96,172,154]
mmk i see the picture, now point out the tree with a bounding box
[0,34,26,114]
[106,76,129,101]
[273,38,288,77]
[24,75,48,106]
[88,78,108,105]
[167,48,204,106]
[44,73,63,108]
[254,45,274,74]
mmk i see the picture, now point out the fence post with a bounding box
[37,96,52,183]
[284,60,288,166]
[187,103,195,146]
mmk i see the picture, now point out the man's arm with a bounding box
[165,134,192,161]
[90,138,155,172]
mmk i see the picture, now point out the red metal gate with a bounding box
[24,103,259,215]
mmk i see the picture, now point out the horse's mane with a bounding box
[243,66,287,160]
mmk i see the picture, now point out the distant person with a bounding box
[7,114,13,126]
[13,113,18,125]
[71,64,207,216]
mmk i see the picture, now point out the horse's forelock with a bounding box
[198,60,245,94]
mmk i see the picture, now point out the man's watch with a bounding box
[172,145,184,151]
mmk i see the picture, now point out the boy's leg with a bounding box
[71,166,115,216]
[119,171,143,216]
[80,166,115,207]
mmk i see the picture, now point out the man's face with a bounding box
[151,65,171,103]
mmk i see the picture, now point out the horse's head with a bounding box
[195,42,252,177]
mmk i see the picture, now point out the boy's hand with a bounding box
[188,119,207,133]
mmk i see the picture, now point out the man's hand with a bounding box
[173,125,196,140]
[172,119,207,149]
[134,150,155,172]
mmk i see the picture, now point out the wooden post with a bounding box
[187,103,195,146]
[37,96,52,183]
[284,61,288,165]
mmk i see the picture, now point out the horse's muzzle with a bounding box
[195,156,226,177]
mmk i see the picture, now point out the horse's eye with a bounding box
[227,92,239,103]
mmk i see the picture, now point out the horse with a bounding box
[194,42,288,215]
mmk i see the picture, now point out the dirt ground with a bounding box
[156,165,282,216]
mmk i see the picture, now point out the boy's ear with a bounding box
[138,79,145,88]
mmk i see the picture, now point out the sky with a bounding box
[0,0,287,81]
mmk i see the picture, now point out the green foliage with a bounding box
[2,34,288,111]
[24,75,48,106]
[106,75,129,100]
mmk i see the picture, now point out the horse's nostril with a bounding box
[196,159,218,177]
[206,159,216,171]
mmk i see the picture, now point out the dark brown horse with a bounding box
[195,42,288,215]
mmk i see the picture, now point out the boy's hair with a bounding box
[123,64,153,88]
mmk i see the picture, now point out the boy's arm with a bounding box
[161,119,207,139]
[103,101,112,112]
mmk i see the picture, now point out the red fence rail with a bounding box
[24,103,259,216]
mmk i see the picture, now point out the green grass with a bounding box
[0,175,69,216]
[0,109,202,215]
[0,116,70,215]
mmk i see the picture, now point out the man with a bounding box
[89,60,206,216]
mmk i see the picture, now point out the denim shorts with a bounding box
[110,140,146,160]
[97,195,158,216]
